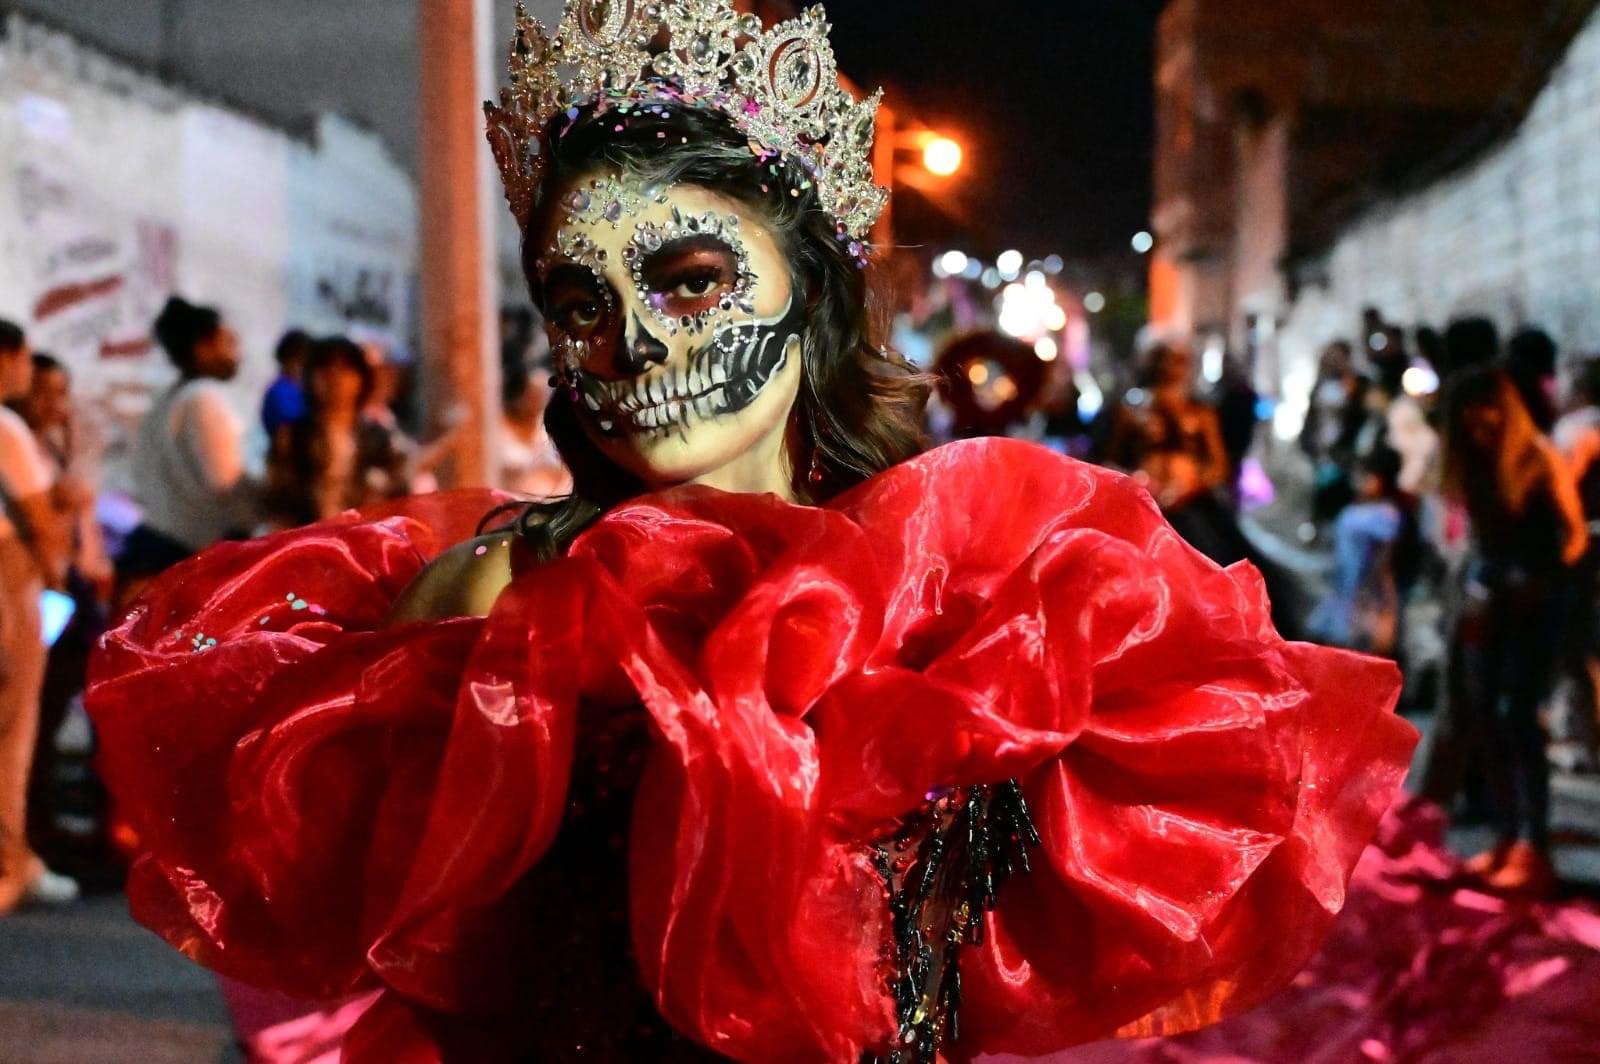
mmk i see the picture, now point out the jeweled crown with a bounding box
[484,0,888,241]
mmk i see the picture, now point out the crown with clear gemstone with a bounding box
[484,0,888,242]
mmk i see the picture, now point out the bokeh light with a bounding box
[922,135,963,177]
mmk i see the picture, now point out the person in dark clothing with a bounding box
[1507,327,1559,433]
[1442,317,1501,383]
[1215,357,1260,503]
[1444,369,1587,896]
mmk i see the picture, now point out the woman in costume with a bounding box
[88,3,1416,1061]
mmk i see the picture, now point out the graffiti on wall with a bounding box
[16,160,177,367]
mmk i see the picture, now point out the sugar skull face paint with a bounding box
[537,170,805,491]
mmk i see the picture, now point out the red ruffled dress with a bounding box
[88,440,1416,1063]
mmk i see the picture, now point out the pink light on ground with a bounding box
[1238,457,1276,511]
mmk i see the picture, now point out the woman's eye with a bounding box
[673,276,720,299]
[551,299,606,338]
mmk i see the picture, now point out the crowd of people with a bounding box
[0,297,568,913]
[919,303,1600,899]
[3,287,1597,913]
[1302,313,1599,897]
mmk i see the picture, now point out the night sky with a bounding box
[827,0,1168,261]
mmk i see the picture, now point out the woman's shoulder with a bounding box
[385,528,523,624]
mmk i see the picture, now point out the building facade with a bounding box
[1151,0,1600,431]
[0,13,417,485]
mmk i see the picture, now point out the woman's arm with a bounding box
[9,492,71,588]
[1542,441,1589,566]
[1195,403,1230,492]
[182,385,248,493]
[384,529,522,624]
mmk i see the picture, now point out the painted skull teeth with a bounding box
[576,296,803,437]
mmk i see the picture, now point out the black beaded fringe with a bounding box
[862,779,1042,1064]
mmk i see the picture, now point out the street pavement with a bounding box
[0,894,239,1064]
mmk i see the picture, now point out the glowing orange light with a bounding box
[922,136,963,177]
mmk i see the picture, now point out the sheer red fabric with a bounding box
[88,439,1417,1062]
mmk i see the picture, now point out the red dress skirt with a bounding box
[88,439,1416,1062]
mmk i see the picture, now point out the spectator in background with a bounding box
[1386,376,1441,497]
[1507,326,1559,433]
[265,337,408,527]
[1106,338,1229,514]
[1552,357,1600,771]
[1415,325,1446,377]
[261,329,313,446]
[1309,445,1410,655]
[1442,316,1501,383]
[16,355,112,855]
[1214,355,1260,502]
[1301,340,1370,527]
[499,360,571,499]
[0,320,77,913]
[1445,368,1587,896]
[18,355,111,591]
[1371,324,1411,397]
[125,297,255,585]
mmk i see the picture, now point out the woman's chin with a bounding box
[593,420,760,491]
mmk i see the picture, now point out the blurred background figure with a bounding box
[1213,354,1260,505]
[13,354,112,867]
[1507,327,1560,434]
[1552,356,1600,773]
[1300,339,1370,532]
[1106,338,1229,536]
[0,320,78,914]
[124,297,256,590]
[1308,445,1413,655]
[1442,316,1502,384]
[499,357,571,499]
[933,332,1046,439]
[260,328,313,450]
[265,337,409,527]
[1444,368,1586,895]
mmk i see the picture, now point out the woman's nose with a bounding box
[617,312,670,376]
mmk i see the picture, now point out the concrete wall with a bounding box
[0,13,416,484]
[1277,9,1600,424]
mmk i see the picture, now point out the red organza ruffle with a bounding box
[88,439,1417,1062]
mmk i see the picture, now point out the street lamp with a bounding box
[921,135,963,178]
[872,101,968,244]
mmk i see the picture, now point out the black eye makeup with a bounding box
[640,235,741,317]
[542,264,615,340]
[624,209,756,336]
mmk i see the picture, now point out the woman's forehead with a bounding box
[543,173,756,246]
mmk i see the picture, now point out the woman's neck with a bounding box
[682,415,799,502]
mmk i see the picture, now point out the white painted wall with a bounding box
[1278,8,1600,414]
[0,14,417,487]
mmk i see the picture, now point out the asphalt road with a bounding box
[0,894,240,1064]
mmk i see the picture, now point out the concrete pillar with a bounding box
[417,0,500,487]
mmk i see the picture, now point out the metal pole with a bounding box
[417,0,500,487]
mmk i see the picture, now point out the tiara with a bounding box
[483,0,888,243]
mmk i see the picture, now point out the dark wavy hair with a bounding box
[153,296,223,377]
[498,100,929,560]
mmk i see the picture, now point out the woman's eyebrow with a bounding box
[543,262,604,291]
